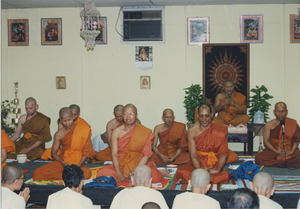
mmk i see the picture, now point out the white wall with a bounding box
[2,4,300,151]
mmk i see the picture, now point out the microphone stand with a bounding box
[277,127,287,168]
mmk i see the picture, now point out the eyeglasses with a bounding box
[15,176,26,182]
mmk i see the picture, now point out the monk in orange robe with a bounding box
[96,104,164,183]
[176,105,231,185]
[213,80,250,126]
[149,109,189,165]
[95,105,124,162]
[58,104,90,129]
[255,102,300,168]
[1,130,15,171]
[32,107,94,180]
[8,97,51,160]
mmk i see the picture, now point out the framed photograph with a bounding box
[41,18,62,45]
[290,14,300,43]
[187,17,210,46]
[56,76,66,89]
[140,76,150,89]
[8,19,29,46]
[95,17,107,44]
[240,15,263,43]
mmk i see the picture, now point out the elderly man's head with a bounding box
[227,188,259,209]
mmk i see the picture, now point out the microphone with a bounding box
[228,94,231,99]
[280,120,285,134]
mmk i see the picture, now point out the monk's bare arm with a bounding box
[214,94,229,112]
[230,100,244,114]
[10,114,26,142]
[263,122,281,155]
[188,130,201,169]
[106,120,114,146]
[1,148,7,164]
[51,131,68,166]
[138,156,149,165]
[215,154,227,173]
[19,141,43,154]
[111,128,126,181]
[152,125,168,163]
[286,142,299,156]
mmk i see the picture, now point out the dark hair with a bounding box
[142,202,161,209]
[227,188,259,209]
[62,165,84,188]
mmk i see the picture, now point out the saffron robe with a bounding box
[75,117,91,128]
[255,117,300,168]
[176,123,231,184]
[213,91,250,126]
[1,130,14,171]
[32,124,94,180]
[8,112,51,160]
[149,122,190,165]
[96,123,163,183]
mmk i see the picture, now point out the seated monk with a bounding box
[176,104,231,185]
[96,104,165,183]
[58,104,90,129]
[1,130,15,171]
[149,108,189,165]
[32,107,94,180]
[213,80,250,126]
[94,104,124,162]
[255,102,300,168]
[8,97,51,161]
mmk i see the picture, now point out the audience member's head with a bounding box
[2,164,24,190]
[227,188,259,209]
[251,172,275,198]
[62,165,84,193]
[132,165,152,188]
[142,202,161,209]
[189,168,211,194]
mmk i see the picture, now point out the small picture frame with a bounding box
[140,76,150,89]
[187,17,210,46]
[240,15,263,43]
[8,19,29,46]
[41,18,62,45]
[290,14,300,43]
[56,76,66,89]
[95,17,107,44]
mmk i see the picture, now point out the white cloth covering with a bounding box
[92,133,109,152]
[46,187,94,209]
[1,186,26,209]
[172,192,221,209]
[258,195,283,209]
[110,186,168,209]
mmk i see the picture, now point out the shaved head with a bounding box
[274,101,287,110]
[162,108,174,116]
[69,104,80,112]
[224,80,234,85]
[25,97,37,105]
[124,104,137,114]
[191,168,211,190]
[198,104,212,114]
[252,172,274,195]
[114,105,124,113]
[133,165,151,186]
[59,107,73,118]
[2,164,23,185]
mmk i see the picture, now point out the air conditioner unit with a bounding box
[121,7,165,43]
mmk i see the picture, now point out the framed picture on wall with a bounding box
[95,17,107,44]
[187,17,210,46]
[240,15,263,43]
[140,76,150,89]
[290,14,300,43]
[8,19,29,46]
[41,18,62,45]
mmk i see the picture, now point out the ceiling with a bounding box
[2,0,300,9]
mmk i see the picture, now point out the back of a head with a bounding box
[191,168,211,190]
[2,164,23,185]
[227,188,259,209]
[69,104,80,112]
[252,172,274,195]
[142,202,161,209]
[59,107,73,118]
[133,165,152,186]
[114,104,124,113]
[25,97,37,105]
[62,165,84,188]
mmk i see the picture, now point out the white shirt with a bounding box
[172,192,220,209]
[46,187,94,209]
[1,186,26,209]
[297,198,300,209]
[92,134,109,152]
[110,186,169,209]
[258,195,283,209]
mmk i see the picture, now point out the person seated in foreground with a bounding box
[176,104,231,185]
[149,108,189,165]
[58,104,90,129]
[92,132,109,152]
[46,165,94,209]
[96,104,165,183]
[250,172,283,209]
[94,104,124,162]
[227,188,259,209]
[32,107,94,180]
[8,97,51,160]
[213,80,250,126]
[255,102,300,168]
[172,168,220,209]
[1,130,15,171]
[142,202,161,209]
[110,165,168,209]
[2,164,30,209]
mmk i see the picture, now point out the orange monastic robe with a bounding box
[149,122,190,165]
[255,117,300,168]
[213,91,250,126]
[176,123,231,184]
[96,122,163,183]
[1,130,15,171]
[75,117,90,128]
[32,124,94,180]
